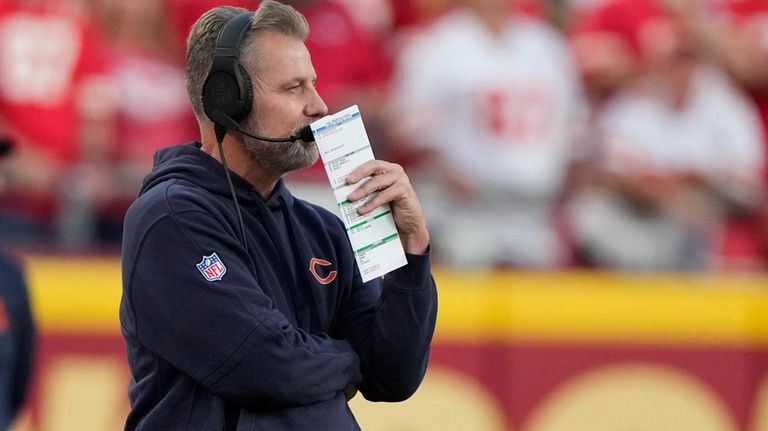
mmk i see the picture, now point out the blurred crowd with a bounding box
[0,0,767,272]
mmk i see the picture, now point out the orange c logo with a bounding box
[309,257,337,285]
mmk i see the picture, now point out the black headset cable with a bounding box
[215,124,248,250]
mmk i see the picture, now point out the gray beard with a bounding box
[241,121,319,175]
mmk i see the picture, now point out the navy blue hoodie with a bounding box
[120,143,437,430]
[0,251,35,430]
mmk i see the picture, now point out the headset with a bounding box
[201,11,314,144]
[202,11,256,138]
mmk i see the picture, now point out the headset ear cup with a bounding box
[201,63,253,124]
[235,63,253,121]
[202,70,238,122]
[202,12,256,126]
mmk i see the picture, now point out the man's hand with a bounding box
[346,160,430,254]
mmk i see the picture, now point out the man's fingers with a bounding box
[347,172,395,201]
[344,161,412,215]
[346,160,404,185]
[355,187,397,214]
[346,160,386,184]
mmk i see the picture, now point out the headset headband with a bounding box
[214,12,255,59]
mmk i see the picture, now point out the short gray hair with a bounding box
[184,1,309,121]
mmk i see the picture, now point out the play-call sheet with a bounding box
[310,105,407,282]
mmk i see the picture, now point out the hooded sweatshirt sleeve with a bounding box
[0,253,35,421]
[332,246,437,402]
[10,266,34,418]
[121,188,361,410]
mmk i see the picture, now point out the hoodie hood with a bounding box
[140,142,296,207]
[140,142,240,198]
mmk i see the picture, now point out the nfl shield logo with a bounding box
[196,253,227,282]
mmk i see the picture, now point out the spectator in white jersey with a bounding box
[565,0,765,270]
[386,0,585,269]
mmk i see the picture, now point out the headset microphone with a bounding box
[211,110,315,144]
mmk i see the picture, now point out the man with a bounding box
[119,2,437,430]
[0,137,36,429]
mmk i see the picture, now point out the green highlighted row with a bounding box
[355,233,399,254]
[347,210,392,231]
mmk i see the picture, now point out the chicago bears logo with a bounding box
[196,253,227,282]
[309,257,337,285]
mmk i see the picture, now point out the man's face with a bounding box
[242,31,328,175]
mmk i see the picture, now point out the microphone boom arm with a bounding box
[211,110,314,143]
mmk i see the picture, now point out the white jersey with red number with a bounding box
[388,9,583,268]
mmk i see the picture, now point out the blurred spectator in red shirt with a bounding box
[389,0,455,32]
[78,0,199,245]
[99,0,197,164]
[568,0,661,105]
[710,0,768,269]
[0,0,111,245]
[279,0,391,117]
[167,0,252,50]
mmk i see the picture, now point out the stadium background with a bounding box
[3,0,768,429]
[8,255,768,431]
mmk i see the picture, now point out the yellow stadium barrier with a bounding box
[15,256,768,431]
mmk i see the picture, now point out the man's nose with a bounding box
[305,86,328,118]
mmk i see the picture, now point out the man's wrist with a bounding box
[400,227,430,255]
